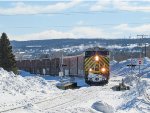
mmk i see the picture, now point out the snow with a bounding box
[92,101,114,113]
[50,43,150,54]
[26,46,42,48]
[0,57,150,113]
[110,57,150,113]
[0,68,62,112]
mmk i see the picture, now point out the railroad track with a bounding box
[0,86,109,113]
[36,87,108,112]
[42,90,97,111]
[0,91,72,113]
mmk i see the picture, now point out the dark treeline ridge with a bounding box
[11,38,150,49]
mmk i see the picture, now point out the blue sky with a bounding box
[0,0,150,41]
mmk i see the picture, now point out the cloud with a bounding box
[90,0,150,12]
[9,25,121,41]
[0,0,81,15]
[114,24,150,33]
[90,0,111,11]
[71,27,109,38]
[10,30,76,41]
[9,24,150,41]
[9,27,112,41]
[76,20,85,25]
[114,0,150,12]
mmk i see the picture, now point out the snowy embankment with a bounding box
[111,57,150,78]
[0,57,150,113]
[0,68,62,112]
[111,57,150,113]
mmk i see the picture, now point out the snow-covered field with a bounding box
[0,58,150,113]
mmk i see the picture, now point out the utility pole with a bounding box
[137,35,148,76]
[144,43,147,57]
[137,35,148,57]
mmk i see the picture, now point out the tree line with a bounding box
[0,32,17,73]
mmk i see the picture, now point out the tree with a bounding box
[0,32,17,73]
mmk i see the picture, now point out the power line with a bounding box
[0,9,149,16]
[0,22,150,29]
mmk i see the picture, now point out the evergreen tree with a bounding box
[0,32,17,73]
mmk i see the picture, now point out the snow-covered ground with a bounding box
[0,58,150,113]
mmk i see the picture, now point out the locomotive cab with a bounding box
[84,47,109,85]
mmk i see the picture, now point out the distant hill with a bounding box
[11,38,150,49]
[11,38,150,61]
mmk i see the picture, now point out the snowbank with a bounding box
[92,101,114,113]
[119,79,150,113]
[110,60,118,66]
[0,68,62,112]
[19,70,34,77]
[0,68,59,96]
[111,57,150,78]
[111,58,150,113]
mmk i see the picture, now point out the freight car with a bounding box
[17,58,60,75]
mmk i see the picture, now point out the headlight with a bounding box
[89,68,92,72]
[95,55,99,61]
[101,67,106,73]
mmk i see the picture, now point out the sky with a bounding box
[0,0,150,41]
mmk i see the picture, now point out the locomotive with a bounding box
[84,47,110,85]
[62,47,110,85]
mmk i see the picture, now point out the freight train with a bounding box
[17,47,110,85]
